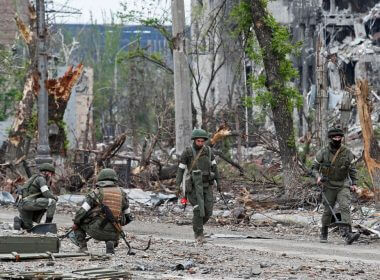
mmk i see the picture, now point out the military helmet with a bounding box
[39,163,55,173]
[191,129,209,140]
[328,127,344,138]
[97,168,118,182]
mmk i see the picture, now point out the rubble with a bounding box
[0,191,14,205]
[125,188,176,207]
[0,267,131,279]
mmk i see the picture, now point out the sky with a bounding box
[54,0,191,25]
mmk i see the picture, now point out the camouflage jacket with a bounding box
[22,174,56,200]
[311,144,357,187]
[73,180,130,225]
[176,144,220,187]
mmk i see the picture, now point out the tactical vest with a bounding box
[102,187,122,220]
[190,146,211,170]
[319,145,351,183]
[190,146,214,182]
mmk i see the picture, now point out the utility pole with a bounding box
[171,0,192,155]
[35,0,52,164]
[315,29,328,148]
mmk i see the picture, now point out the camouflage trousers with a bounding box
[322,186,351,227]
[74,218,120,247]
[18,198,56,229]
[187,184,213,237]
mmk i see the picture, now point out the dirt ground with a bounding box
[0,203,379,280]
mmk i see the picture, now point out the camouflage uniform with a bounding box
[15,163,57,230]
[176,129,220,242]
[311,128,360,244]
[73,168,130,253]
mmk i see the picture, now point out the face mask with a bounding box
[331,139,342,148]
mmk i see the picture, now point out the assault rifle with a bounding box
[100,204,151,255]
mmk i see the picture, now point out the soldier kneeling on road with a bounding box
[72,168,132,254]
[14,163,58,231]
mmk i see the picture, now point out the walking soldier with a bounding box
[312,127,360,244]
[176,129,220,245]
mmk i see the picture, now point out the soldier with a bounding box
[14,163,58,231]
[72,168,131,254]
[312,127,360,244]
[176,129,220,245]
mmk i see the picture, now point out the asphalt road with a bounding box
[1,208,379,279]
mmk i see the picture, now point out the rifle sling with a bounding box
[326,145,343,178]
[189,145,206,173]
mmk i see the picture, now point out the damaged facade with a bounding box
[193,1,380,145]
[269,0,380,144]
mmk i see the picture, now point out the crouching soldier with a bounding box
[72,168,131,254]
[176,129,220,245]
[312,127,360,244]
[14,163,58,231]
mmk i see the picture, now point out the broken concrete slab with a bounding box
[125,188,176,207]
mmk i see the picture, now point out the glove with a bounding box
[54,195,59,201]
[72,224,79,231]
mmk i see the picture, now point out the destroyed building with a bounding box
[267,0,380,143]
[192,0,380,146]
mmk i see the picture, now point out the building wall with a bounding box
[0,0,29,46]
[63,67,94,149]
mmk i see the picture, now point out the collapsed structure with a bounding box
[283,0,380,144]
[192,0,380,146]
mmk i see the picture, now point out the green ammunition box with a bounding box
[0,235,60,253]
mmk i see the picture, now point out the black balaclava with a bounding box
[330,137,342,149]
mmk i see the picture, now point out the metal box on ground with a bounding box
[0,235,60,253]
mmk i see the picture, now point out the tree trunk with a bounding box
[46,64,84,156]
[355,80,380,210]
[6,9,38,161]
[249,1,299,188]
[172,0,192,155]
[7,74,38,160]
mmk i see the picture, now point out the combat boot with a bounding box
[195,233,205,246]
[343,226,360,245]
[106,241,115,254]
[77,242,88,253]
[13,216,22,230]
[320,226,328,243]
